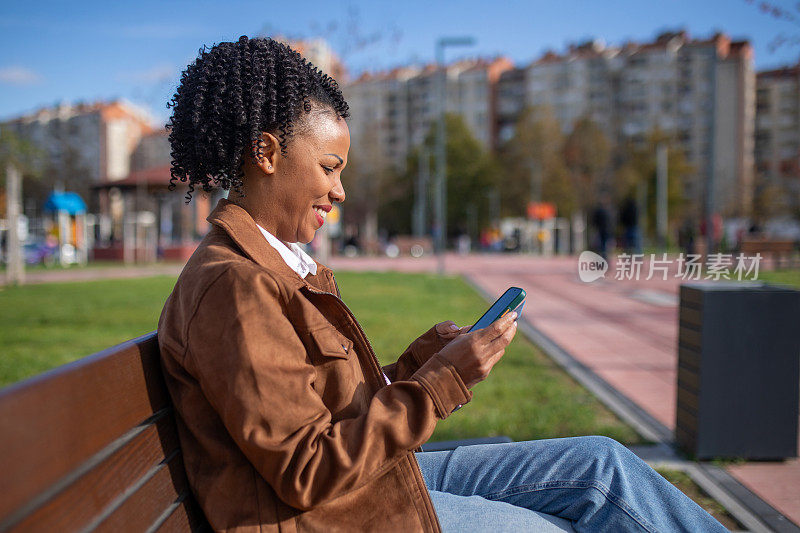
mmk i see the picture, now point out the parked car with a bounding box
[23,241,56,265]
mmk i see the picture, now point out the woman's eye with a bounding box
[322,166,334,174]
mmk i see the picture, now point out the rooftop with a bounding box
[3,99,155,131]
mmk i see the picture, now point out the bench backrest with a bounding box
[0,332,209,532]
[740,240,795,253]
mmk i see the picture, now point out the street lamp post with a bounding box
[5,163,25,285]
[435,36,475,275]
[413,148,430,238]
[705,47,718,256]
[656,143,668,251]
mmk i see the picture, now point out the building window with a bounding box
[780,158,799,177]
[629,56,646,68]
[755,130,771,147]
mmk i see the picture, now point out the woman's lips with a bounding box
[313,205,330,228]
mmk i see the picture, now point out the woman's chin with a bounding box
[298,230,315,245]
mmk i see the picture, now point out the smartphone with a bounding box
[468,287,526,333]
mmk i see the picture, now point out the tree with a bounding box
[379,114,500,240]
[751,171,788,224]
[0,127,44,217]
[41,123,92,203]
[563,116,611,213]
[340,120,392,246]
[498,106,576,218]
[743,0,800,53]
[1,122,91,214]
[615,128,693,241]
[376,150,415,237]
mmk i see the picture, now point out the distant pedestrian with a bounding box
[619,196,641,254]
[591,195,613,260]
[678,217,696,256]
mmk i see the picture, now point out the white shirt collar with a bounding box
[256,224,318,279]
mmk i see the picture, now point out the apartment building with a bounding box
[2,99,154,191]
[499,31,754,216]
[619,32,754,216]
[677,35,754,217]
[346,31,754,217]
[496,67,526,144]
[344,57,512,171]
[130,128,170,172]
[756,62,800,215]
[345,66,418,171]
[277,36,348,84]
[529,42,619,137]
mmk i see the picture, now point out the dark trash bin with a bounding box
[676,281,800,460]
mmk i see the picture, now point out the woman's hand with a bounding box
[436,313,518,389]
[434,320,471,343]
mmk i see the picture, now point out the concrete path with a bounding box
[329,253,800,530]
[1,264,184,286]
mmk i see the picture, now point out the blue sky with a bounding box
[1,0,798,125]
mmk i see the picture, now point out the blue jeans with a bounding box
[415,436,727,532]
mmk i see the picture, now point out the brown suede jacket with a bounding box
[157,199,473,532]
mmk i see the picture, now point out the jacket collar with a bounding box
[207,198,334,293]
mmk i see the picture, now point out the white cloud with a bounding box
[0,66,43,85]
[117,64,176,84]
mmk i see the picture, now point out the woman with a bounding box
[159,36,727,532]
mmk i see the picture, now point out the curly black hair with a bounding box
[166,35,350,201]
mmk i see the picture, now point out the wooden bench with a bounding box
[740,239,797,269]
[0,333,572,532]
[0,332,209,532]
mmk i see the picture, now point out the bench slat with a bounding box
[678,325,702,350]
[93,453,188,533]
[8,414,179,532]
[0,332,168,522]
[740,240,794,253]
[153,496,206,533]
[678,306,702,329]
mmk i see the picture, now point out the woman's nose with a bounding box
[330,175,345,203]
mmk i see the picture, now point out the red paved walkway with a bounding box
[330,252,800,527]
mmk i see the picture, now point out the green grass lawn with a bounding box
[759,268,800,289]
[655,469,741,530]
[0,271,642,445]
[0,276,177,387]
[338,271,642,444]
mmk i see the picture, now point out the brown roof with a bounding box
[637,41,670,52]
[141,127,169,138]
[533,50,563,65]
[349,57,513,84]
[92,164,173,189]
[567,40,607,58]
[654,31,688,44]
[4,99,154,131]
[728,40,753,60]
[758,64,800,79]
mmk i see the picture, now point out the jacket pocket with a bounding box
[310,327,353,360]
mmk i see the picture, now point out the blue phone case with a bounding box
[469,288,526,332]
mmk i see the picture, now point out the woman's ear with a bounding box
[251,132,280,175]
